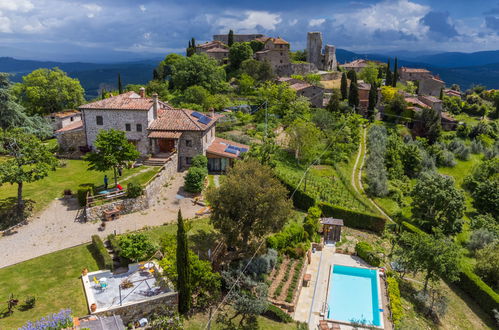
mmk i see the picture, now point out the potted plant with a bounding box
[99,222,106,231]
[82,268,88,276]
[90,303,97,312]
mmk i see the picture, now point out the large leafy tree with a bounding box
[472,180,499,219]
[359,62,380,85]
[327,89,341,113]
[118,233,156,262]
[418,107,441,144]
[176,210,191,315]
[0,128,57,215]
[172,54,227,93]
[229,42,253,71]
[286,119,324,163]
[240,59,274,82]
[411,172,465,235]
[84,129,140,186]
[13,68,85,115]
[0,73,51,139]
[207,159,292,257]
[396,232,461,292]
[255,81,296,119]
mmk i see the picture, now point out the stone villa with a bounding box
[59,88,248,171]
[277,77,324,108]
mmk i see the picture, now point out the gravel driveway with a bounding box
[0,173,203,269]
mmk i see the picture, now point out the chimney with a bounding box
[139,87,145,98]
[152,93,158,119]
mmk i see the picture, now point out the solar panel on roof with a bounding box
[225,147,238,155]
[240,148,248,153]
[198,115,212,125]
[191,111,203,118]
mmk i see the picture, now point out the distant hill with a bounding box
[404,50,499,68]
[0,57,158,99]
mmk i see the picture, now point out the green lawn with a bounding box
[0,244,100,329]
[0,160,160,214]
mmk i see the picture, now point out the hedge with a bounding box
[319,202,386,234]
[400,221,499,318]
[107,234,130,267]
[355,242,381,267]
[91,235,113,271]
[386,276,403,326]
[264,304,293,323]
[455,268,499,318]
[77,187,92,207]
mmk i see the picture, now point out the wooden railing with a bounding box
[86,189,127,207]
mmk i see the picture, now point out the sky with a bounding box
[1,0,499,62]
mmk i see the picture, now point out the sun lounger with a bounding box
[195,206,211,216]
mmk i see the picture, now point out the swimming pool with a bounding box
[326,264,382,327]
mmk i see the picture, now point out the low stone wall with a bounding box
[319,71,341,81]
[94,292,178,324]
[85,156,178,221]
[276,63,319,77]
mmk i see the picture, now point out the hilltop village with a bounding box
[0,29,498,330]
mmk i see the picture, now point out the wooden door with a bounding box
[158,139,175,152]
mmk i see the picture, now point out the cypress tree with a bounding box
[439,88,444,100]
[340,72,348,100]
[385,59,392,86]
[327,89,341,113]
[191,37,196,49]
[117,73,123,94]
[348,81,360,109]
[176,209,191,315]
[392,57,398,87]
[368,83,377,116]
[101,88,106,100]
[347,69,357,84]
[228,29,234,47]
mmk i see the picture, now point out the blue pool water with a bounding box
[327,265,381,326]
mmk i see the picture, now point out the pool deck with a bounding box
[294,246,391,329]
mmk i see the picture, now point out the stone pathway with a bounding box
[0,173,204,269]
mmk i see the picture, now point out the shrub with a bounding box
[455,145,471,161]
[471,140,484,154]
[456,268,499,319]
[108,234,130,267]
[264,304,293,323]
[77,187,92,207]
[437,150,456,167]
[118,233,157,262]
[386,276,403,326]
[355,242,381,267]
[184,166,207,193]
[191,154,208,168]
[91,235,113,270]
[19,309,73,330]
[474,242,499,290]
[319,203,386,233]
[127,182,143,198]
[246,249,278,276]
[468,228,496,252]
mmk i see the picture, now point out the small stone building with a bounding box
[46,110,82,131]
[340,59,370,73]
[277,77,325,108]
[358,82,371,111]
[206,137,249,172]
[195,40,229,63]
[399,67,432,82]
[55,121,85,152]
[419,76,445,98]
[418,95,443,112]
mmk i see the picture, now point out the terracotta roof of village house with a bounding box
[289,82,313,91]
[272,37,289,45]
[206,47,229,53]
[441,111,457,122]
[79,91,173,111]
[254,36,271,43]
[149,109,219,132]
[148,131,182,139]
[197,40,228,49]
[401,67,430,73]
[206,137,250,159]
[358,82,371,90]
[55,120,83,133]
[49,110,80,118]
[405,97,431,109]
[341,59,369,68]
[420,95,442,103]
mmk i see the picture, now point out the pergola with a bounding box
[320,218,344,243]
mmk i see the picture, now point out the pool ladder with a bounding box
[320,302,329,317]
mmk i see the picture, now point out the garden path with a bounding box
[0,172,203,269]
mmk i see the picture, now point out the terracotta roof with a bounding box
[289,83,313,91]
[206,137,249,159]
[358,82,371,90]
[405,97,430,109]
[341,59,369,68]
[272,37,289,45]
[444,89,461,97]
[149,109,218,132]
[55,120,83,133]
[428,76,444,83]
[206,47,229,53]
[441,111,457,121]
[197,40,227,49]
[148,131,182,139]
[420,95,442,103]
[79,91,163,111]
[254,36,271,43]
[401,67,430,73]
[49,110,80,118]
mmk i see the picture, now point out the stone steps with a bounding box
[143,159,167,166]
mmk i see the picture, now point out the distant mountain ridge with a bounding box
[2,48,499,97]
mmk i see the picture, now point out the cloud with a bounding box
[0,0,34,12]
[309,18,325,27]
[83,3,102,18]
[485,16,499,31]
[420,11,459,40]
[0,15,11,32]
[214,10,282,33]
[139,5,146,12]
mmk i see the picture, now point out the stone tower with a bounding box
[324,45,337,71]
[307,32,323,69]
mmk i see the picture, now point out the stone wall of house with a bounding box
[178,127,215,169]
[297,86,324,108]
[419,78,444,98]
[56,129,86,152]
[275,63,319,77]
[255,50,290,69]
[82,109,151,154]
[94,292,178,324]
[85,156,178,221]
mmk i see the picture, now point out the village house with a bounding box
[340,59,371,73]
[46,110,82,131]
[77,88,248,170]
[443,88,462,98]
[419,76,445,97]
[399,67,432,82]
[195,40,229,63]
[213,33,264,44]
[418,95,443,112]
[358,82,371,111]
[277,77,325,108]
[254,37,291,69]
